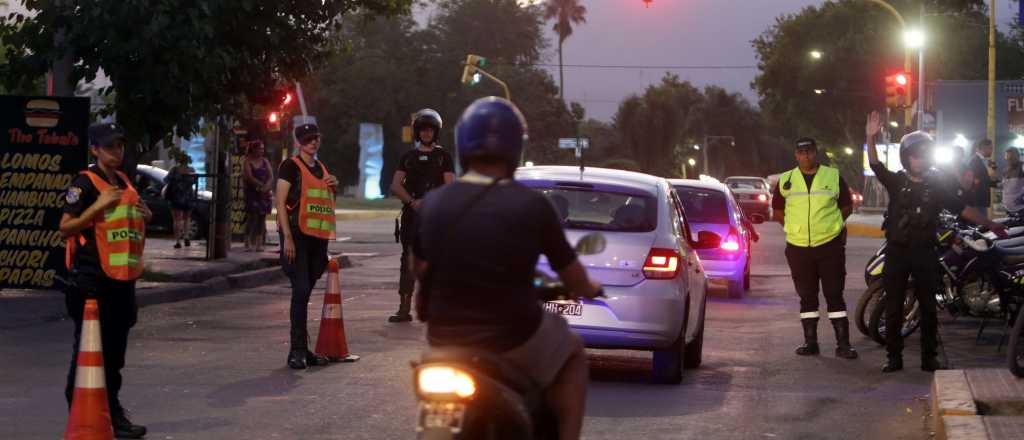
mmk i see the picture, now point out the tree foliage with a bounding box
[307,0,575,191]
[0,0,411,147]
[610,74,771,179]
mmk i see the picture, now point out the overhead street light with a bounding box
[809,50,823,60]
[954,133,969,149]
[688,158,696,166]
[903,29,926,49]
[844,147,854,156]
[813,89,826,95]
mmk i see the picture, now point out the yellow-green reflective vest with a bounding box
[780,165,844,247]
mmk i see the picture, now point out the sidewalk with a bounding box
[846,212,884,239]
[0,232,353,330]
[932,369,1024,439]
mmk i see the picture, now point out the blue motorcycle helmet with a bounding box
[455,97,528,174]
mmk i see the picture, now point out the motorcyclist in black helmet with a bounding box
[865,111,1007,373]
[389,108,455,323]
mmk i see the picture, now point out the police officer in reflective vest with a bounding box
[865,112,1007,372]
[60,123,151,438]
[387,109,455,323]
[276,123,340,369]
[772,137,857,359]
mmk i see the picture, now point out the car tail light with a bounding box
[757,194,768,202]
[643,248,681,279]
[721,227,741,252]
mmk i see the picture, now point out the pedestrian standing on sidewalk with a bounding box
[276,123,339,369]
[771,137,858,359]
[865,111,1007,373]
[163,151,197,249]
[60,123,151,438]
[1003,148,1024,214]
[243,139,273,252]
[387,108,455,323]
[964,138,997,213]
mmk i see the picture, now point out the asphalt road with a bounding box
[0,219,1011,439]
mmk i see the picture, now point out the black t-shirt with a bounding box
[398,147,454,200]
[413,177,577,352]
[771,169,853,211]
[63,165,130,274]
[870,161,965,245]
[277,157,326,210]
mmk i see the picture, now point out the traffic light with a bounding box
[267,111,281,133]
[461,54,487,86]
[885,72,910,108]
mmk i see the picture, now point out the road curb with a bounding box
[846,222,883,239]
[335,210,400,221]
[931,369,1024,440]
[136,255,353,308]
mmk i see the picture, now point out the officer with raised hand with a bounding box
[387,109,455,323]
[865,111,1007,373]
[60,123,151,438]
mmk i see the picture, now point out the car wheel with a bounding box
[743,260,751,291]
[684,292,706,369]
[652,297,688,384]
[727,277,744,299]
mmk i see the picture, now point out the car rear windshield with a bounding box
[539,188,657,233]
[726,179,766,191]
[674,186,730,224]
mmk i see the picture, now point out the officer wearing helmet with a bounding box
[411,97,602,440]
[388,109,455,322]
[865,111,1007,373]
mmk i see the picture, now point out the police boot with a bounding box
[795,318,820,356]
[882,354,904,373]
[288,329,308,369]
[388,294,413,323]
[304,336,329,367]
[831,317,859,359]
[111,407,147,439]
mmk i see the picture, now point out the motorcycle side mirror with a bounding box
[694,231,722,250]
[574,233,607,256]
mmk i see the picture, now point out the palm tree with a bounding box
[543,0,587,102]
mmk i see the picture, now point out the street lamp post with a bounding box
[864,0,913,127]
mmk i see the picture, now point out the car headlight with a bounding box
[417,366,477,399]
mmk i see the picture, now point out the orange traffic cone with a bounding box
[65,299,114,440]
[315,258,360,363]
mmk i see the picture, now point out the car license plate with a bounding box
[544,301,583,316]
[417,401,466,433]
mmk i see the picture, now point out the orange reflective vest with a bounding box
[64,170,146,281]
[288,157,336,240]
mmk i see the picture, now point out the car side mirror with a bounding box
[693,231,722,250]
[574,233,607,256]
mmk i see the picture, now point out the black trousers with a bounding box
[65,270,138,414]
[784,236,847,319]
[883,244,939,358]
[399,207,417,298]
[281,230,329,351]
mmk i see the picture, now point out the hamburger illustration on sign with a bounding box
[24,99,61,128]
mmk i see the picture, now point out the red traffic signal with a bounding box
[885,72,911,108]
[643,0,653,7]
[267,111,281,132]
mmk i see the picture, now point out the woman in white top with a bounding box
[1003,148,1024,213]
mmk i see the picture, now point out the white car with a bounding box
[516,166,723,384]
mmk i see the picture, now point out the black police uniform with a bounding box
[62,165,142,433]
[395,146,454,315]
[871,161,964,369]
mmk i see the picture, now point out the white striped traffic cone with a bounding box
[64,299,114,440]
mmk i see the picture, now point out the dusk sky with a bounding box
[523,0,829,121]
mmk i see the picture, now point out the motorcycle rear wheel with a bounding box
[868,287,921,346]
[855,280,883,337]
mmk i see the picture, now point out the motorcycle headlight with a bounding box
[417,366,476,399]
